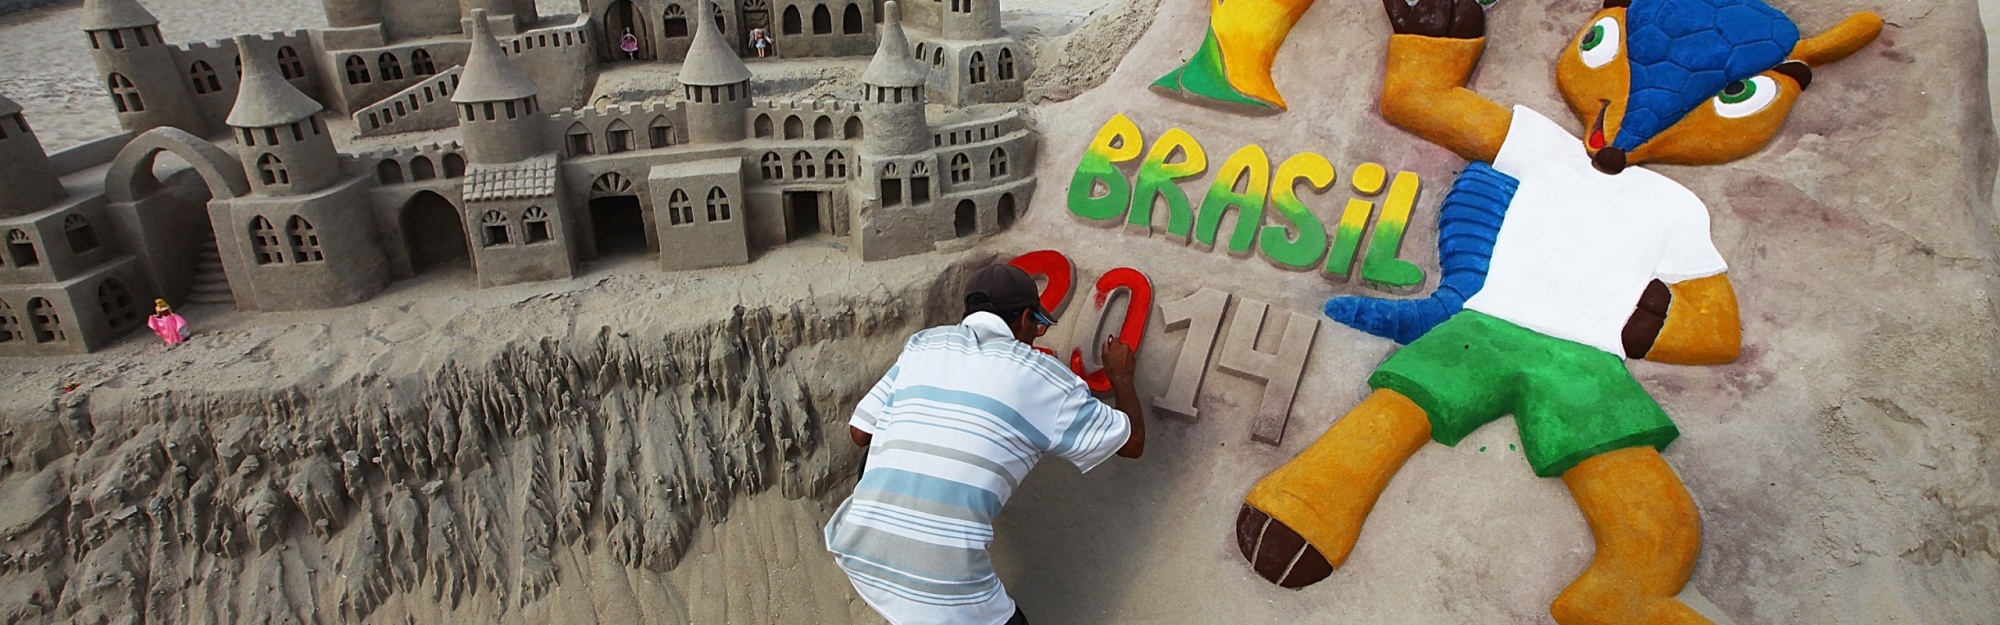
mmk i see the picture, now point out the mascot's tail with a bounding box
[1324,163,1518,344]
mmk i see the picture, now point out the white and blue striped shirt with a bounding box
[825,312,1131,625]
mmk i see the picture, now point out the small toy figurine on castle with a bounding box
[1210,0,1883,623]
[148,299,190,347]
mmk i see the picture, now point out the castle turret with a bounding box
[859,2,929,156]
[81,0,206,135]
[0,92,67,218]
[229,36,340,196]
[319,0,382,29]
[459,0,521,35]
[942,0,1002,41]
[452,9,545,164]
[678,0,751,144]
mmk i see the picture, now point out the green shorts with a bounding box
[1367,310,1678,477]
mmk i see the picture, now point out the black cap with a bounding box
[965,264,1056,325]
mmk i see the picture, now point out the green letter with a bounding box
[1360,171,1425,289]
[1259,152,1334,270]
[1067,114,1144,221]
[1129,128,1208,240]
[1194,145,1270,256]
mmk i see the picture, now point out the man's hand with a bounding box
[1103,336,1147,458]
[1384,0,1488,39]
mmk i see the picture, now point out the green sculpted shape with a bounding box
[1195,145,1271,255]
[1260,152,1335,270]
[1154,29,1272,109]
[1327,163,1387,278]
[1068,114,1145,221]
[1130,128,1210,239]
[1360,171,1425,288]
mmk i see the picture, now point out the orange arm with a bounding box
[1645,274,1742,365]
[1381,35,1513,163]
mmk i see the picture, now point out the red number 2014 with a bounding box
[1008,250,1152,392]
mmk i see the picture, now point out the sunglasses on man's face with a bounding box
[1027,309,1055,337]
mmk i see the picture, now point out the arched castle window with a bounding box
[345,56,371,84]
[378,160,404,185]
[27,298,63,343]
[784,116,803,140]
[278,46,305,79]
[825,150,847,178]
[249,217,284,265]
[590,172,634,196]
[874,0,885,23]
[444,153,465,177]
[667,189,694,225]
[844,117,863,140]
[812,4,833,34]
[606,119,634,154]
[107,74,143,113]
[664,5,690,38]
[914,42,925,60]
[932,47,943,66]
[999,48,1015,80]
[989,146,1009,178]
[998,193,1016,228]
[6,230,36,268]
[955,199,975,238]
[969,51,986,84]
[257,153,289,186]
[909,161,931,204]
[287,216,323,262]
[411,49,437,76]
[793,151,816,179]
[190,61,221,95]
[234,55,242,77]
[950,153,971,183]
[481,211,511,246]
[782,6,802,35]
[524,206,552,243]
[814,116,832,139]
[411,156,436,180]
[843,3,863,33]
[712,1,726,31]
[96,280,137,332]
[649,116,675,148]
[706,187,732,222]
[0,300,17,344]
[754,114,774,138]
[64,214,100,254]
[879,163,901,206]
[760,152,784,180]
[566,122,595,156]
[378,53,404,81]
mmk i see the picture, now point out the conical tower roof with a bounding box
[79,0,159,31]
[678,0,751,87]
[862,2,927,88]
[453,9,540,103]
[0,91,21,117]
[227,36,323,128]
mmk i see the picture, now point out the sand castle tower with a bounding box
[941,0,1001,41]
[80,0,207,136]
[0,93,67,218]
[679,0,752,144]
[859,2,929,157]
[229,36,339,196]
[452,9,544,165]
[318,0,382,29]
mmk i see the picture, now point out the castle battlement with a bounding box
[355,140,465,161]
[553,99,680,123]
[749,98,862,115]
[498,15,592,56]
[172,29,312,55]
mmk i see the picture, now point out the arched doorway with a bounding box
[998,193,1016,229]
[589,173,648,259]
[744,0,772,56]
[954,199,976,238]
[602,0,652,61]
[401,191,469,273]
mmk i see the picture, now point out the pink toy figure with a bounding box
[751,28,770,58]
[620,28,639,59]
[148,299,189,347]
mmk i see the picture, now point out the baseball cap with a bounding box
[965,264,1057,326]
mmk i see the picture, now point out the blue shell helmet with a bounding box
[1615,0,1800,151]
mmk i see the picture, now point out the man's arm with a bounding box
[1102,336,1146,458]
[1622,274,1742,364]
[1379,0,1513,163]
[849,426,873,447]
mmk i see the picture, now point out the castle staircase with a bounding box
[353,65,466,138]
[185,236,235,307]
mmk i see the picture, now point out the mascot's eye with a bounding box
[1713,76,1780,118]
[1579,17,1621,68]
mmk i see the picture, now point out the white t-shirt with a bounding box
[825,312,1131,625]
[1462,106,1729,355]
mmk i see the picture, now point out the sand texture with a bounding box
[1,0,1997,623]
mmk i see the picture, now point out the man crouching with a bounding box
[824,263,1147,625]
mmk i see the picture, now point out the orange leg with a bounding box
[1552,447,1714,625]
[1237,389,1431,587]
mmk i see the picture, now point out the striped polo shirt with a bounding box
[824,312,1132,625]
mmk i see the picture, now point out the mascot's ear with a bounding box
[1792,13,1884,67]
